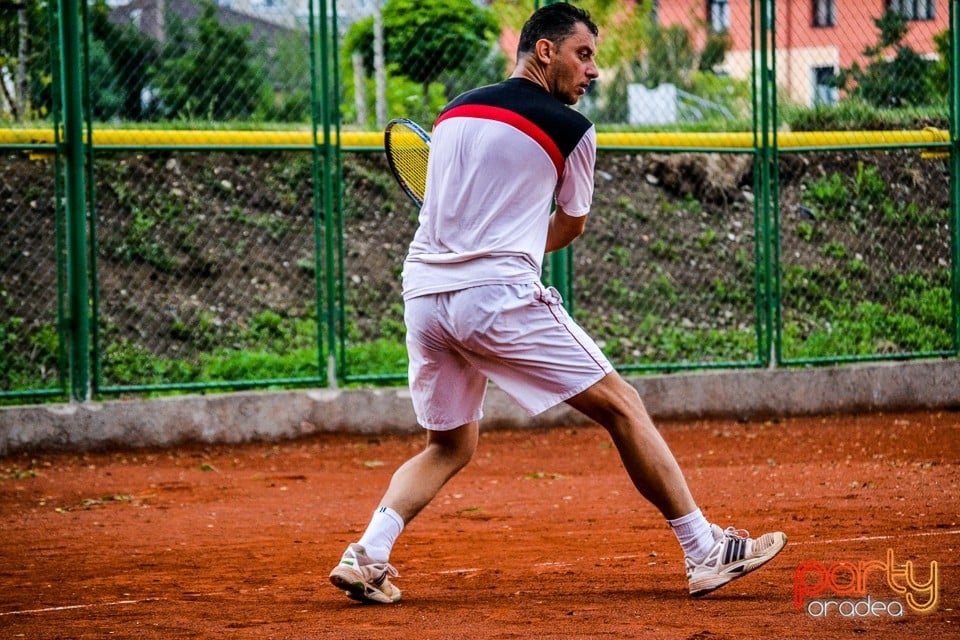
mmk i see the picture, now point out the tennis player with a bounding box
[330,2,786,604]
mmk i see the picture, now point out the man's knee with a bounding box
[427,422,478,468]
[570,373,646,423]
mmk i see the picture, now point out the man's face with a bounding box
[542,22,599,105]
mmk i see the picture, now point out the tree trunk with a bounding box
[373,2,386,128]
[352,51,367,126]
[16,2,29,120]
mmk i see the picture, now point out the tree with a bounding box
[835,11,937,108]
[85,37,124,120]
[0,0,158,123]
[698,31,732,73]
[930,29,950,100]
[640,24,696,89]
[255,31,312,123]
[151,1,270,121]
[345,0,500,108]
[0,0,52,122]
[88,0,159,121]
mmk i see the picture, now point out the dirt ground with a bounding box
[0,409,958,639]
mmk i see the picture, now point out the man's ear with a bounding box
[534,38,553,64]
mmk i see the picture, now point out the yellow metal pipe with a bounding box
[597,128,951,148]
[0,127,949,150]
[0,128,383,147]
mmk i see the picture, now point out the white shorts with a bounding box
[404,282,613,430]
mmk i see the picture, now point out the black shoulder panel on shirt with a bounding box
[437,78,592,159]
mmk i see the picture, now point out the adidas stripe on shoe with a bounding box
[686,525,787,597]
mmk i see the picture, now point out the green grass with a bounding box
[781,101,947,132]
[588,308,758,366]
[343,338,409,380]
[782,296,952,358]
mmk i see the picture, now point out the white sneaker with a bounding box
[329,543,401,604]
[686,525,787,597]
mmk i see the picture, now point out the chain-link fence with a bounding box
[1,150,63,397]
[1,0,957,402]
[91,150,324,393]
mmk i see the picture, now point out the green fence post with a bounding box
[318,0,339,388]
[548,244,573,307]
[58,0,90,401]
[758,0,777,368]
[80,0,103,396]
[748,0,774,368]
[306,0,335,388]
[330,0,348,384]
[45,0,69,397]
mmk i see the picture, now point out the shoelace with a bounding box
[367,561,399,588]
[720,526,750,540]
[367,560,399,579]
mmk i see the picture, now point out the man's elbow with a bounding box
[568,216,588,240]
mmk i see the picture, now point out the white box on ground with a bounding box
[628,83,677,125]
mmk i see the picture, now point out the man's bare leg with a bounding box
[379,420,479,523]
[565,371,787,597]
[329,421,479,603]
[565,372,696,520]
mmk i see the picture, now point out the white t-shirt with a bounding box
[402,78,596,300]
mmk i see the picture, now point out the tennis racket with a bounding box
[384,118,431,208]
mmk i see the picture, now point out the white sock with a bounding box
[668,508,715,561]
[357,506,405,562]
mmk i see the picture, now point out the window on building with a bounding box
[708,0,730,33]
[813,66,838,105]
[813,0,836,27]
[887,0,936,20]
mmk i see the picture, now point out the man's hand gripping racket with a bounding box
[384,118,430,208]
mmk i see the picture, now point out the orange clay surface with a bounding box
[1,410,958,639]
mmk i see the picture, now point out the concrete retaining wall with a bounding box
[1,359,957,456]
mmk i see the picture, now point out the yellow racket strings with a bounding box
[390,125,430,203]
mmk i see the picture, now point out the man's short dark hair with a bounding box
[517,2,598,57]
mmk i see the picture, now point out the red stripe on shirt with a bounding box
[435,104,565,178]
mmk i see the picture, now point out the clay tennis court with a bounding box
[1,409,957,639]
